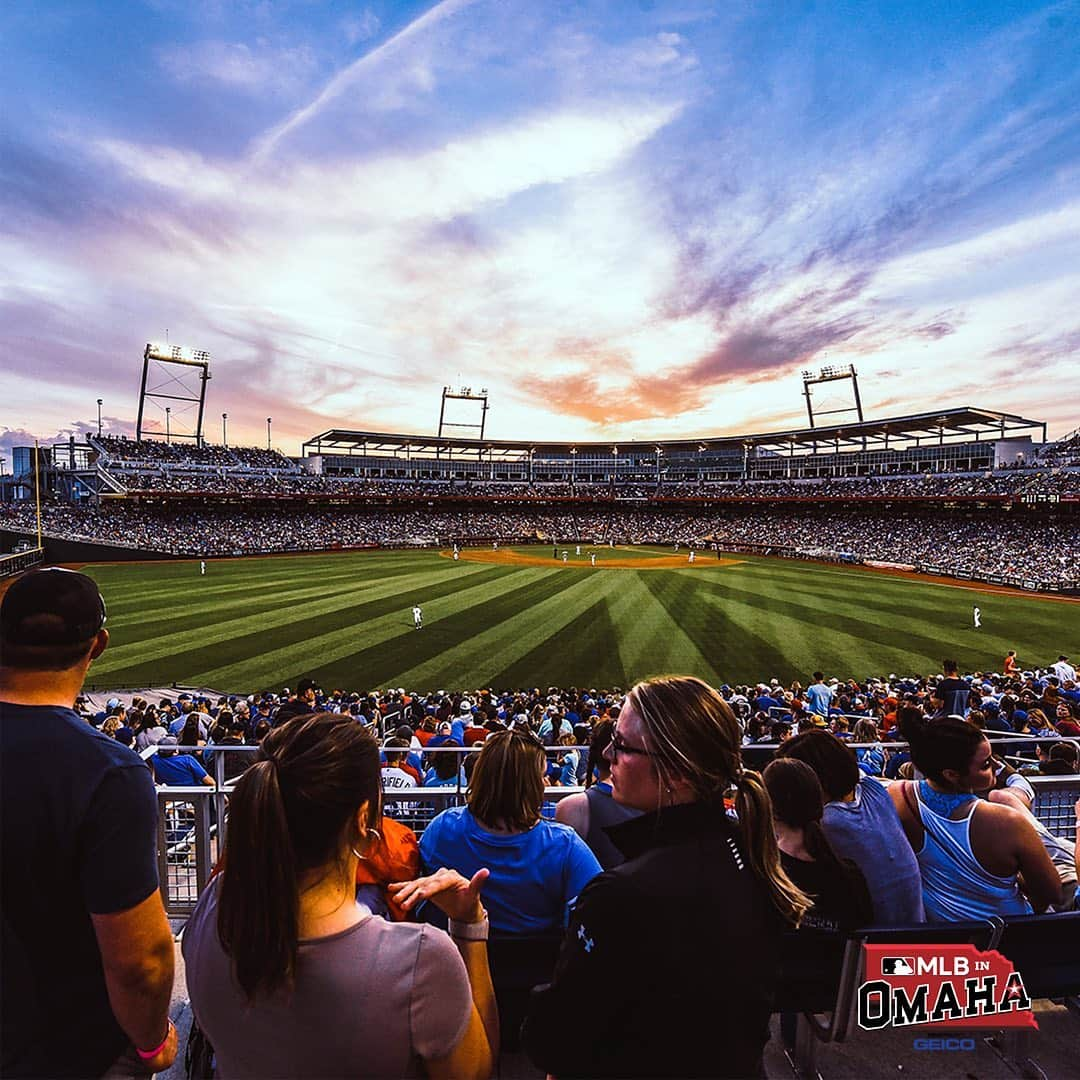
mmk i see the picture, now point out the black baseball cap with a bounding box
[0,568,106,646]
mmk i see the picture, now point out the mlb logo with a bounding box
[881,957,916,976]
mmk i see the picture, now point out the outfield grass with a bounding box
[80,546,1076,694]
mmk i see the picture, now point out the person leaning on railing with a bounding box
[182,713,498,1079]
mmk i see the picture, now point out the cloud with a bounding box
[250,0,481,161]
[341,9,381,46]
[158,39,317,95]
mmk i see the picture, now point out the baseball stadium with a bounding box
[4,376,1080,1076]
[4,366,1080,1079]
[3,360,1078,692]
[7,3,1080,1076]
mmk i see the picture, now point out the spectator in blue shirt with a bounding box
[806,672,833,717]
[150,737,215,787]
[420,729,600,934]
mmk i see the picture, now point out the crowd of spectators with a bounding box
[83,661,1080,943]
[84,658,1080,778]
[93,435,294,471]
[4,498,1077,585]
[95,452,1079,500]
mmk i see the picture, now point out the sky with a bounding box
[2,0,1079,459]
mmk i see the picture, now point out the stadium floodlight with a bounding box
[802,364,863,430]
[96,399,103,438]
[438,386,489,440]
[137,340,212,442]
[267,417,272,450]
[165,407,171,443]
[222,413,228,446]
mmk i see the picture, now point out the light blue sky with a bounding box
[2,0,1078,455]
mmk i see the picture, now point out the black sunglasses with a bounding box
[608,733,656,760]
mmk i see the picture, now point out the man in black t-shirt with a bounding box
[933,658,970,718]
[0,569,177,1077]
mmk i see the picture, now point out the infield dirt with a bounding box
[443,548,746,570]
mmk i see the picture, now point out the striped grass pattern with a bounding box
[81,547,1074,693]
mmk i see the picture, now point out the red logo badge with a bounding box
[858,944,1036,1031]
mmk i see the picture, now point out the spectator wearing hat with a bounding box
[0,569,177,1075]
[428,721,463,749]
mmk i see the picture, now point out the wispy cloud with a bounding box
[158,39,318,95]
[250,0,482,162]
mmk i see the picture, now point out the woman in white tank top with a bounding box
[889,713,1061,922]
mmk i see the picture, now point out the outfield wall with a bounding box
[0,529,173,564]
[716,542,1080,595]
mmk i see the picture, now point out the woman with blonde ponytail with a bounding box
[524,676,811,1078]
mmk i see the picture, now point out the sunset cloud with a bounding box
[2,0,1077,450]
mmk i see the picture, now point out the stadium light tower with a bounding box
[801,364,864,429]
[570,446,577,485]
[165,407,171,443]
[266,417,272,450]
[222,413,228,446]
[137,340,211,442]
[438,386,489,440]
[96,399,103,438]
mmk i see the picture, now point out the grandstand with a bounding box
[1,405,1077,591]
[3,406,1079,589]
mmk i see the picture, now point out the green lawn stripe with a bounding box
[92,561,499,674]
[307,567,580,690]
[188,567,545,691]
[604,572,719,684]
[388,569,618,690]
[499,597,628,688]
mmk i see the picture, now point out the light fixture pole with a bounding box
[266,417,272,450]
[165,407,171,443]
[222,413,228,446]
[96,399,103,438]
[570,446,577,486]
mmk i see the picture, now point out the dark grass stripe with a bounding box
[309,569,578,690]
[96,565,511,687]
[499,597,627,689]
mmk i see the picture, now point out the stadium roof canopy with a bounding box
[303,407,1046,459]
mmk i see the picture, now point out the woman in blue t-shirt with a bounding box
[420,729,601,935]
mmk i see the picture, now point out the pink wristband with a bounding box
[136,1021,173,1061]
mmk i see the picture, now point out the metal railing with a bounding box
[0,547,44,577]
[150,745,1078,917]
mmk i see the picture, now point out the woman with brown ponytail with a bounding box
[762,758,873,931]
[523,676,810,1078]
[182,713,498,1078]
